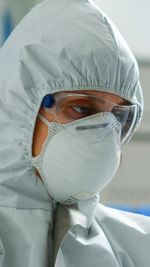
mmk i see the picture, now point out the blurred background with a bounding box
[0,0,150,215]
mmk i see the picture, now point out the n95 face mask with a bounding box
[31,112,121,205]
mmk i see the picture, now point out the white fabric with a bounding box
[0,0,149,266]
[54,202,150,267]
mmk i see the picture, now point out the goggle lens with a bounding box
[42,93,138,146]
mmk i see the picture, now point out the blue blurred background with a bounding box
[0,0,150,216]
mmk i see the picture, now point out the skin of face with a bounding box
[32,90,129,179]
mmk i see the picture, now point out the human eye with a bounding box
[72,106,91,115]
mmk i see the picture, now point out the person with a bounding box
[0,0,150,266]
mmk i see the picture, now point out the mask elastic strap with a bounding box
[38,113,50,127]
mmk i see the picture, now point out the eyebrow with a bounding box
[55,91,131,106]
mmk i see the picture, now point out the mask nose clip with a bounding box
[64,113,122,146]
[76,123,110,131]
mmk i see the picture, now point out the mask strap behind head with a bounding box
[38,113,50,127]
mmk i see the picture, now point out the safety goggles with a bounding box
[41,93,138,146]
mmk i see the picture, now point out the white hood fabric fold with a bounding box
[0,0,149,266]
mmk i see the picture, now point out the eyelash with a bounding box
[72,106,90,114]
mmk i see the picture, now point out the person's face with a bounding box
[32,90,129,179]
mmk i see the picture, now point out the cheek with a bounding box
[32,106,56,157]
[32,116,48,157]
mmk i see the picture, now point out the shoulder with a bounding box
[96,203,150,229]
[95,203,150,266]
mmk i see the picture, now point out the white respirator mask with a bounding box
[31,111,121,205]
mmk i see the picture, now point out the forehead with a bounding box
[62,90,129,105]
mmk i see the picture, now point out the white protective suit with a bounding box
[0,0,150,266]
